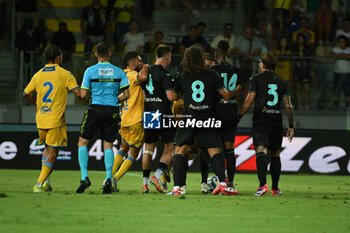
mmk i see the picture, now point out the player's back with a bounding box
[143,64,173,113]
[121,69,144,126]
[31,64,78,128]
[211,61,241,120]
[176,70,223,120]
[250,71,289,123]
[83,62,127,107]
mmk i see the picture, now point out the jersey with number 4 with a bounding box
[143,64,174,113]
[249,71,289,118]
[175,70,224,120]
[24,64,79,129]
[211,62,241,120]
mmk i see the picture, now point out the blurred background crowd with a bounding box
[1,0,350,111]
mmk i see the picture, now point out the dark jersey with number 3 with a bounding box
[175,70,224,120]
[143,64,174,114]
[211,62,241,120]
[249,71,289,122]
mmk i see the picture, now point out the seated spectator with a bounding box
[197,21,209,51]
[270,0,294,49]
[232,27,262,106]
[314,0,333,45]
[292,33,313,110]
[292,17,316,49]
[123,19,144,53]
[329,35,350,108]
[51,22,76,70]
[80,0,111,64]
[273,36,293,83]
[210,23,235,64]
[179,26,204,54]
[335,17,350,43]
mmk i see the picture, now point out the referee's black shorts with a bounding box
[80,104,120,143]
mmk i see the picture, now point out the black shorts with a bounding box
[80,105,120,143]
[333,72,350,96]
[144,127,176,143]
[174,128,220,148]
[253,116,282,151]
[218,119,236,142]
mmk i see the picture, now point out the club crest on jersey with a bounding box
[99,68,113,76]
[144,110,162,129]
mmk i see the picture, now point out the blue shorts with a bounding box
[333,72,350,96]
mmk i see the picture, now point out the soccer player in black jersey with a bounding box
[168,44,239,196]
[142,45,176,193]
[211,40,242,191]
[237,52,294,196]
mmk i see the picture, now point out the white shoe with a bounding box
[180,185,186,195]
[201,182,209,194]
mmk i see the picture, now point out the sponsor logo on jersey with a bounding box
[143,110,162,129]
[40,106,52,114]
[99,68,114,76]
[145,97,162,102]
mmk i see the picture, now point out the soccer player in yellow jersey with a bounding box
[110,51,148,191]
[23,46,80,192]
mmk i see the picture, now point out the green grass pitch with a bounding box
[0,169,349,233]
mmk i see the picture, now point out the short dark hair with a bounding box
[300,16,309,22]
[59,22,67,27]
[217,40,229,52]
[224,23,233,28]
[337,35,347,42]
[123,51,139,68]
[45,45,62,63]
[96,42,110,57]
[197,21,207,28]
[260,51,277,70]
[342,17,350,23]
[156,45,171,58]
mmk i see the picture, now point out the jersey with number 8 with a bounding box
[24,64,79,129]
[174,70,224,120]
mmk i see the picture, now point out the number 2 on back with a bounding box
[42,82,53,103]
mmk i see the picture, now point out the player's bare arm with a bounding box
[219,84,241,100]
[283,95,294,142]
[72,87,80,97]
[237,91,256,122]
[118,88,130,103]
[23,91,37,105]
[137,64,148,82]
[80,89,90,101]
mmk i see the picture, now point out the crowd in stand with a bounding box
[5,0,350,109]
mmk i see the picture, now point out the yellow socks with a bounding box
[112,151,127,176]
[115,156,135,180]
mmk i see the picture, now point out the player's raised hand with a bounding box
[286,128,294,142]
[138,64,148,82]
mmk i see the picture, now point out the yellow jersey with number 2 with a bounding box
[24,64,79,129]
